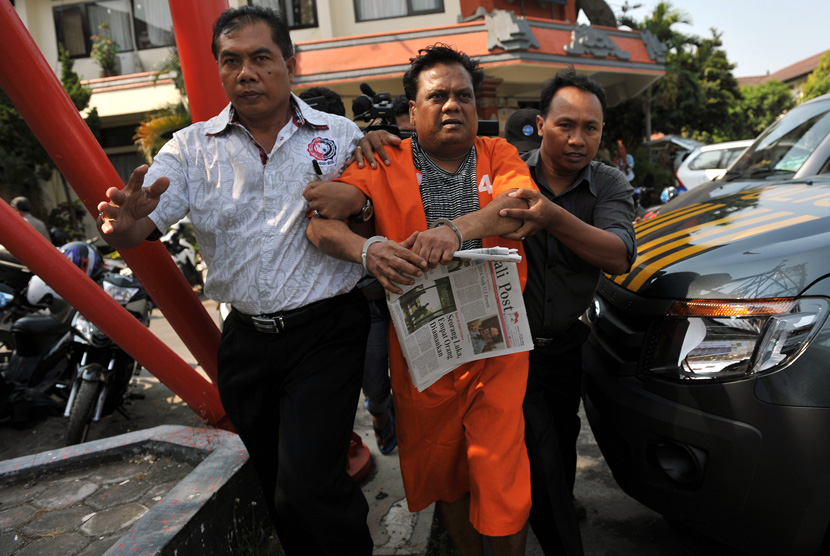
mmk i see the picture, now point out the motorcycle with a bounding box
[64,267,153,445]
[0,270,77,427]
[161,218,203,289]
[0,246,41,349]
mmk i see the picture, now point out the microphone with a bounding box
[359,82,377,99]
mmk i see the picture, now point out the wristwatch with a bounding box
[351,198,374,223]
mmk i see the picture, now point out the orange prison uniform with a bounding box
[337,136,537,536]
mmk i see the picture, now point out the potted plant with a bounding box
[90,22,119,77]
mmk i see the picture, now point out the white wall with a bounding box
[16,0,176,82]
[292,0,462,43]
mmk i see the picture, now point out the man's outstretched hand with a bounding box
[97,165,169,236]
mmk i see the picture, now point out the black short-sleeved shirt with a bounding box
[521,149,637,336]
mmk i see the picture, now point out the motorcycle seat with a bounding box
[12,315,68,336]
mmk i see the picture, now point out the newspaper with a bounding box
[386,247,533,392]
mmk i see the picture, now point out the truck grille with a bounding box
[587,278,675,376]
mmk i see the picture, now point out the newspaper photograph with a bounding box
[385,247,533,392]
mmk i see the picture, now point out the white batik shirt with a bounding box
[148,95,364,315]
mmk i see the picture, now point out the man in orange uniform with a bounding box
[305,44,537,555]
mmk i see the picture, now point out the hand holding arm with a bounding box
[499,188,630,275]
[307,218,427,294]
[410,190,528,267]
[350,130,401,169]
[302,180,367,221]
[96,164,169,250]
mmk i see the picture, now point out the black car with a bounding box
[583,94,830,555]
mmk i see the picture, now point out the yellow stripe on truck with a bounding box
[619,214,819,291]
[615,208,777,285]
[634,203,726,239]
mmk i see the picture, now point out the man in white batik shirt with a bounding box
[95,6,373,555]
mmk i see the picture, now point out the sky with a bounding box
[600,0,830,77]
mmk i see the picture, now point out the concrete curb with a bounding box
[0,425,270,556]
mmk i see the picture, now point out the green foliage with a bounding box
[0,41,96,214]
[134,51,191,163]
[610,3,742,142]
[90,23,119,71]
[0,89,52,187]
[620,1,694,51]
[152,48,187,99]
[46,200,88,242]
[631,145,673,192]
[59,45,92,110]
[736,80,795,138]
[604,96,645,149]
[801,51,830,103]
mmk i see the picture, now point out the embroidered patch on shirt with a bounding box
[307,136,337,165]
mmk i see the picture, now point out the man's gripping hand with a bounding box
[411,225,460,269]
[97,165,169,246]
[302,180,365,221]
[350,130,401,169]
[498,188,554,240]
[366,232,427,295]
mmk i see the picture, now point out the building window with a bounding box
[53,0,174,58]
[250,0,318,29]
[354,0,443,22]
[133,0,175,49]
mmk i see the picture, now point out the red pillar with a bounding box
[168,0,229,122]
[0,3,225,422]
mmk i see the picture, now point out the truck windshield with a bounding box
[724,101,830,180]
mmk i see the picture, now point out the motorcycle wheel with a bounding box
[66,377,102,445]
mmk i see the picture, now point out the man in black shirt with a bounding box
[499,68,636,556]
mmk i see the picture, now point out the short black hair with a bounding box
[211,5,294,61]
[10,196,31,212]
[539,67,607,119]
[299,87,346,117]
[392,93,409,118]
[402,43,485,101]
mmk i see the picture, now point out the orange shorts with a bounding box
[391,348,531,537]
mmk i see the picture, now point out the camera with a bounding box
[352,83,410,138]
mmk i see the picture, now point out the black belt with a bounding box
[533,337,557,348]
[232,292,352,334]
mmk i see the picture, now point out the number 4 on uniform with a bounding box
[478,174,493,194]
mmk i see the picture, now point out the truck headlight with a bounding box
[648,297,828,381]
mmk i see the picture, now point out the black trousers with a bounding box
[523,321,589,556]
[217,289,372,556]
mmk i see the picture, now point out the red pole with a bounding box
[168,0,229,122]
[0,3,221,386]
[0,202,231,430]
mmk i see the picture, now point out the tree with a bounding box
[612,3,743,144]
[735,80,795,138]
[690,30,741,141]
[134,49,191,163]
[801,51,830,103]
[0,46,96,218]
[614,1,700,144]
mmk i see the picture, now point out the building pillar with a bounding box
[477,77,503,123]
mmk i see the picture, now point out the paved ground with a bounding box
[0,297,748,555]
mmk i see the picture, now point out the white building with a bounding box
[8,0,665,214]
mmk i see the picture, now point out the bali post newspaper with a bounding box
[385,247,533,392]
